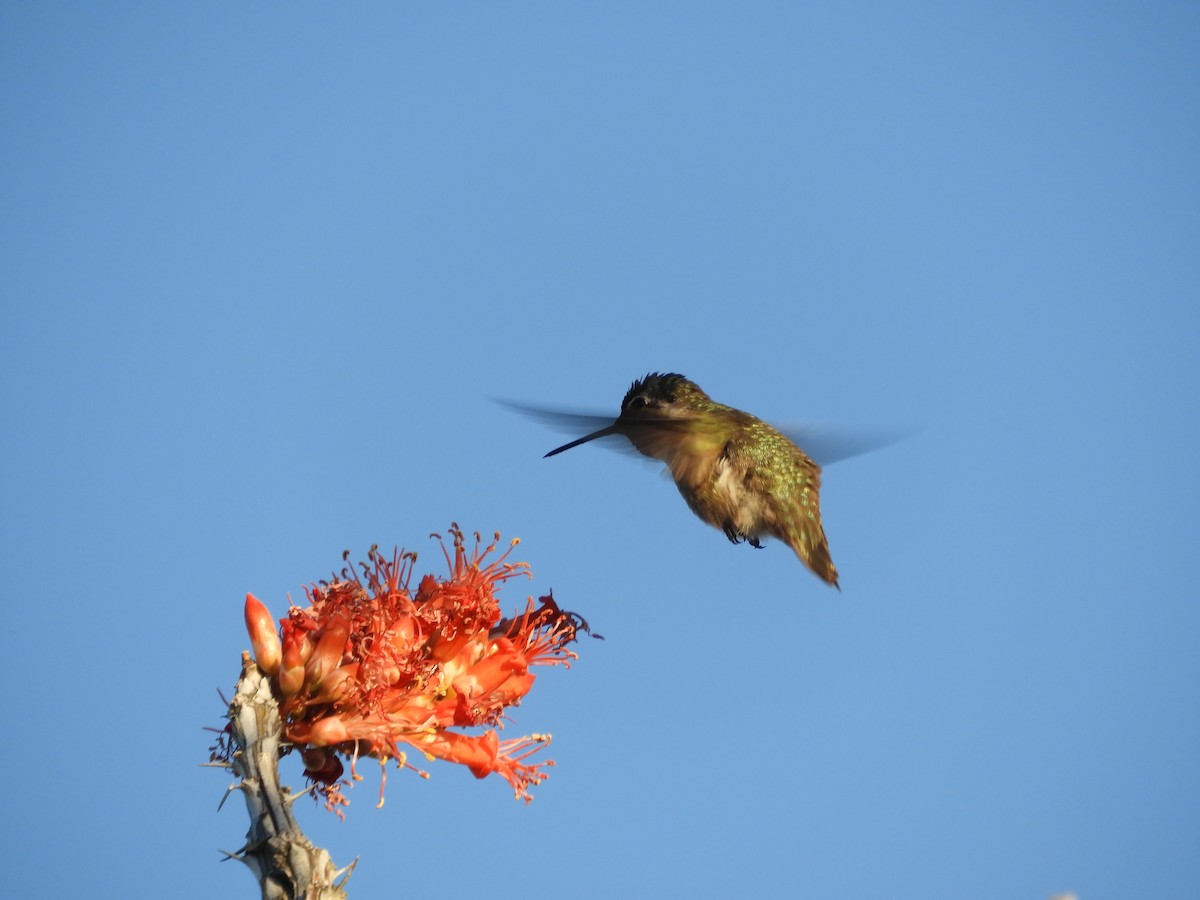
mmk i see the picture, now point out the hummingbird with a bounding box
[516,372,844,588]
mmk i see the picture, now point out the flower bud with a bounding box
[306,615,350,692]
[309,715,352,746]
[244,594,281,675]
[279,632,307,699]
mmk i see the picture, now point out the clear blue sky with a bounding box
[2,5,1197,899]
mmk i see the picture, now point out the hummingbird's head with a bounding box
[541,372,712,458]
[620,372,709,419]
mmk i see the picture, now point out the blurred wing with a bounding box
[496,398,910,466]
[777,423,912,467]
[492,398,636,457]
[492,399,616,435]
[494,398,710,464]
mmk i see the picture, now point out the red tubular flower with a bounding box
[452,638,527,697]
[238,525,591,815]
[407,729,500,779]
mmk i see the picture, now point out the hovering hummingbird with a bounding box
[509,372,852,588]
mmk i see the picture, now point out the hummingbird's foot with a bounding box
[723,521,766,549]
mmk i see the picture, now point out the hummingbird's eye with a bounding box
[628,396,647,410]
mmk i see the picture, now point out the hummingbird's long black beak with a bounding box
[544,423,622,457]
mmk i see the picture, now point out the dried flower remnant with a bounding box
[235,526,590,815]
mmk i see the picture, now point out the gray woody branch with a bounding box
[222,652,353,899]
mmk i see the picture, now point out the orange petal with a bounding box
[412,729,499,779]
[453,645,527,698]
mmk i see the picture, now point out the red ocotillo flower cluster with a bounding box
[240,526,590,814]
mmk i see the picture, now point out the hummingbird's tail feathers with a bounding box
[785,516,841,590]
